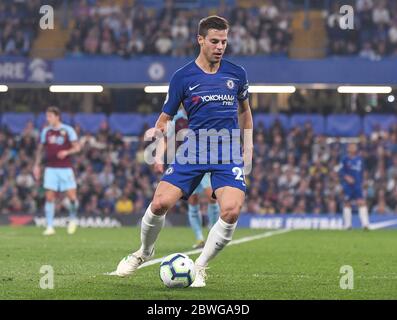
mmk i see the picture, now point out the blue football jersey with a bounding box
[339,155,363,187]
[162,59,249,164]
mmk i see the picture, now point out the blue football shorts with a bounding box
[44,167,77,192]
[161,163,246,200]
[343,185,363,202]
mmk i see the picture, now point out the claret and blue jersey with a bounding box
[40,123,78,192]
[161,59,249,200]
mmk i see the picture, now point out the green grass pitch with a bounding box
[1,226,396,299]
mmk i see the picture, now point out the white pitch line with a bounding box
[368,219,397,230]
[137,228,291,269]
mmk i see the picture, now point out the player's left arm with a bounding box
[58,141,82,159]
[238,99,253,175]
[57,127,81,159]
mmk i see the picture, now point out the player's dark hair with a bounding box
[46,106,61,118]
[198,16,229,37]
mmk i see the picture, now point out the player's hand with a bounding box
[57,150,69,159]
[145,127,163,140]
[344,175,355,185]
[33,165,41,180]
[153,162,164,174]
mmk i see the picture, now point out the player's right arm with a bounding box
[151,112,172,173]
[33,143,44,180]
[33,129,47,180]
[148,71,184,173]
[339,157,354,185]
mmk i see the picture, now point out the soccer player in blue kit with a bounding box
[166,108,220,249]
[115,16,253,287]
[339,143,370,230]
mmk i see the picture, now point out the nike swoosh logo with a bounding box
[189,84,200,91]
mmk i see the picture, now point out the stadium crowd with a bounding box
[65,0,292,57]
[0,0,43,57]
[326,0,397,57]
[3,0,397,59]
[1,117,397,216]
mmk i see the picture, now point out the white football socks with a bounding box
[195,218,237,267]
[343,207,352,229]
[139,203,165,257]
[359,206,370,229]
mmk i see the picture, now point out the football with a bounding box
[159,253,196,288]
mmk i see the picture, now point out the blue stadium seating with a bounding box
[253,114,290,131]
[363,114,397,136]
[35,112,73,129]
[74,113,107,134]
[290,114,325,134]
[143,114,159,128]
[325,115,362,137]
[1,113,35,134]
[109,113,145,135]
[137,0,235,8]
[1,113,396,136]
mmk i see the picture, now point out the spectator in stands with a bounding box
[359,41,379,60]
[98,163,115,188]
[372,195,393,214]
[84,194,102,216]
[115,193,134,215]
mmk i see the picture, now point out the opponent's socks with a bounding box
[45,201,55,228]
[139,203,165,257]
[359,206,370,229]
[68,200,79,221]
[195,218,237,267]
[343,206,352,229]
[207,203,220,228]
[188,204,204,241]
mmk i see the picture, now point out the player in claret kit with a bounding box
[114,15,253,287]
[339,143,370,230]
[33,107,81,236]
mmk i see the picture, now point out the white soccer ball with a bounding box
[159,253,196,288]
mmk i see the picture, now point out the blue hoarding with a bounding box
[237,214,397,230]
[1,57,397,85]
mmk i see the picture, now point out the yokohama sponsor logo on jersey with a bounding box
[199,94,235,102]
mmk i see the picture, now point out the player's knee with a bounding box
[151,195,170,215]
[45,193,55,202]
[208,198,217,204]
[188,195,199,205]
[357,199,365,207]
[220,202,242,223]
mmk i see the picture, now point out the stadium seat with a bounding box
[326,115,362,137]
[290,114,325,134]
[253,114,289,131]
[143,114,159,128]
[1,113,35,134]
[109,113,145,135]
[363,114,397,136]
[74,113,107,134]
[35,113,73,129]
